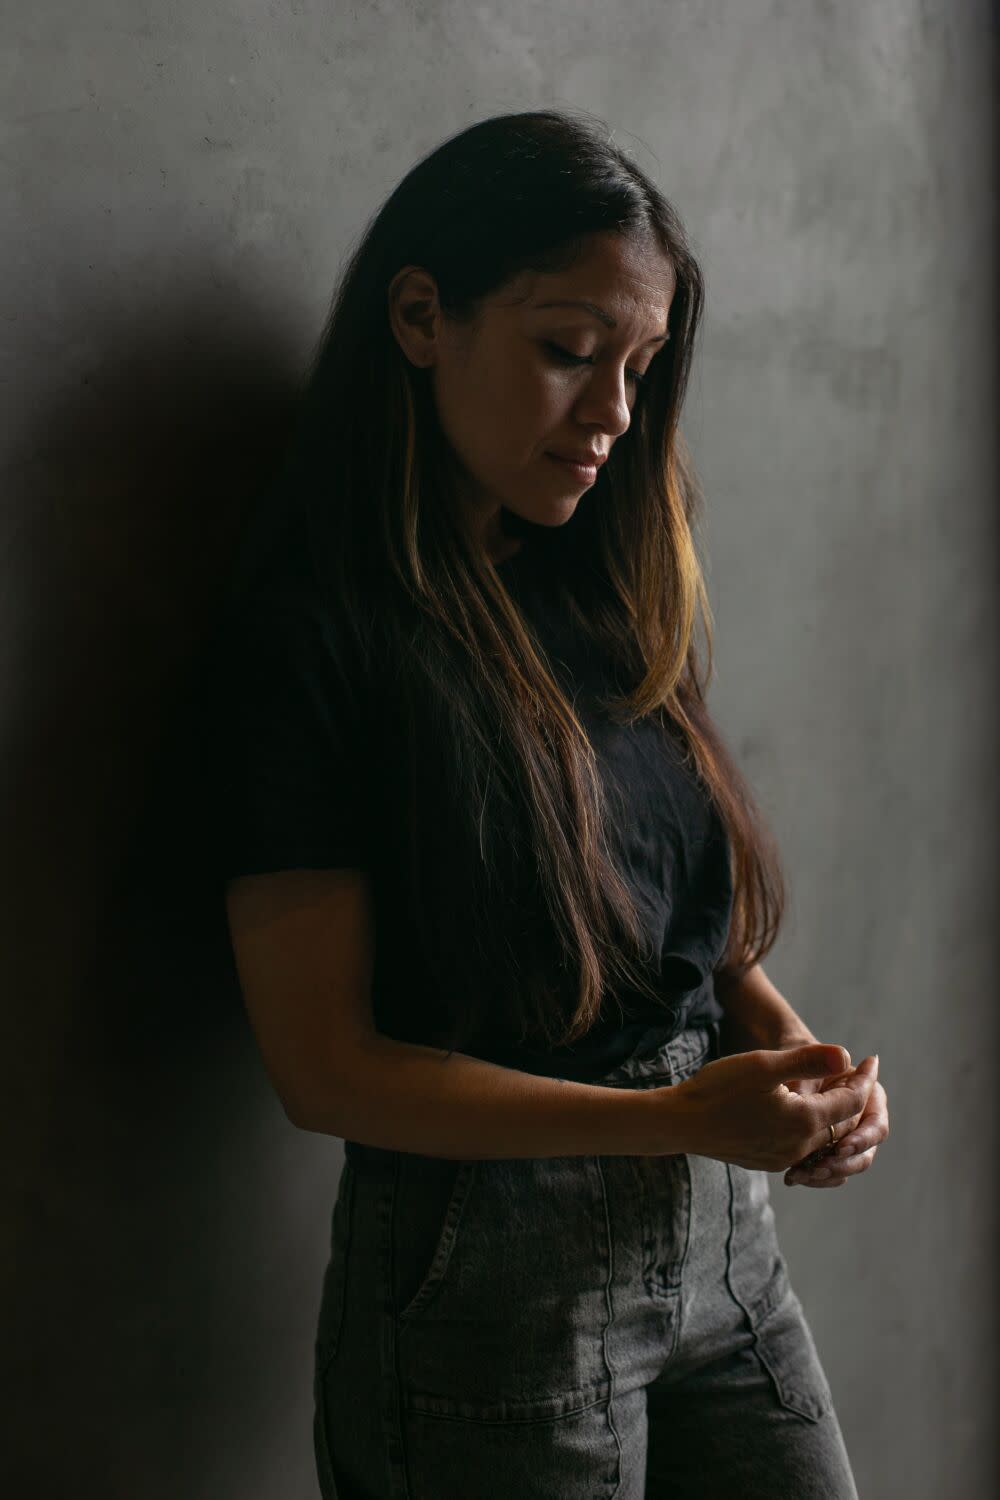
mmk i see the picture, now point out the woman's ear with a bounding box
[387,265,442,369]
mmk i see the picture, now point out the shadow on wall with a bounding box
[3,280,308,1495]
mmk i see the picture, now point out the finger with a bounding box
[797,1125,867,1169]
[861,1078,888,1116]
[785,1168,849,1187]
[839,1107,868,1139]
[817,1068,858,1089]
[786,1146,878,1186]
[828,1059,877,1101]
[799,1111,865,1165]
[832,1114,884,1151]
[764,1043,852,1082]
[832,1120,889,1159]
[832,1146,879,1176]
[833,1084,889,1157]
[789,1065,854,1093]
[807,1075,876,1137]
[819,1056,878,1097]
[811,1098,867,1145]
[796,1097,874,1165]
[786,1175,849,1189]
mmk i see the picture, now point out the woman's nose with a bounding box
[573,371,633,439]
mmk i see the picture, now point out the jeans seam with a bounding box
[722,1166,827,1423]
[722,1161,761,1337]
[666,1153,694,1353]
[313,1361,343,1500]
[379,1161,412,1499]
[316,1161,356,1380]
[395,1160,478,1325]
[594,1154,625,1497]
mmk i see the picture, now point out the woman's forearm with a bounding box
[713,963,817,1050]
[290,1032,676,1160]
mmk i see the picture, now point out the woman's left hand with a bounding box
[781,1052,888,1188]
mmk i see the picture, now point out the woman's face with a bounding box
[389,231,676,557]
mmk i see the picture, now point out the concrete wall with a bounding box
[3,2,994,1495]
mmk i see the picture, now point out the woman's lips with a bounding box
[545,452,599,485]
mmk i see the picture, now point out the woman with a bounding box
[209,109,888,1498]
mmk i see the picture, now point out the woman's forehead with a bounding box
[498,238,676,334]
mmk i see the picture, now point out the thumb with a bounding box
[766,1043,851,1080]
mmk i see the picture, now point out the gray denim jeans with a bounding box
[312,1020,860,1498]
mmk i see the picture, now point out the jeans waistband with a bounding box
[593,1018,721,1090]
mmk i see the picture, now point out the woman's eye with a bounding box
[543,341,646,388]
[544,341,589,367]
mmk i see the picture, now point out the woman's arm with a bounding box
[713,963,819,1052]
[224,871,870,1168]
[225,866,678,1160]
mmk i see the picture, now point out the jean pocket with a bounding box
[395,1156,614,1420]
[315,1159,356,1376]
[725,1165,834,1422]
[727,1166,787,1321]
[393,1154,479,1324]
[749,1282,835,1423]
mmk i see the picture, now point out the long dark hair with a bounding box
[233,108,785,1057]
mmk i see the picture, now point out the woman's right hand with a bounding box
[657,1043,877,1171]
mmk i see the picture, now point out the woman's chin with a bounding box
[501,498,580,533]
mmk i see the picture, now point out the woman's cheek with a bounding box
[529,372,576,429]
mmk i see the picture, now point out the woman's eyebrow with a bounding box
[533,298,670,343]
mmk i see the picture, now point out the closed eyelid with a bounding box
[543,341,648,385]
[544,324,659,359]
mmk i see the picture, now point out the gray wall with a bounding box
[3,2,995,1495]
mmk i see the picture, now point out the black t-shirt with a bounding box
[203,512,733,1084]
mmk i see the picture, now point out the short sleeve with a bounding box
[202,594,370,881]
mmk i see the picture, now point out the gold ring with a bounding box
[828,1124,837,1146]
